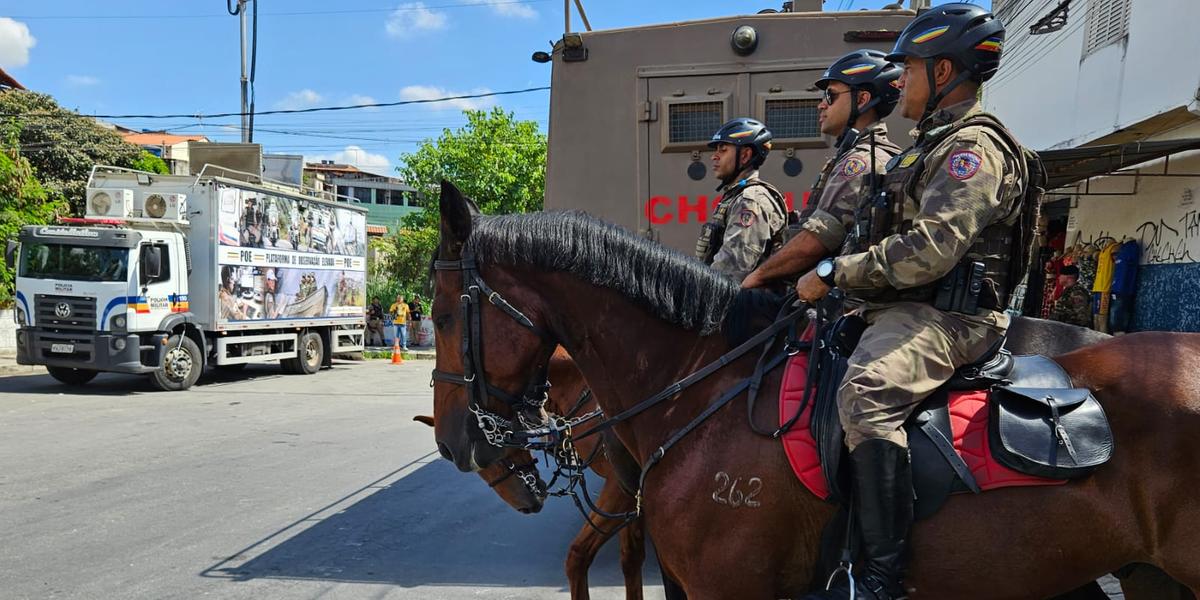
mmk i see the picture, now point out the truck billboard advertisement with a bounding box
[216,186,366,323]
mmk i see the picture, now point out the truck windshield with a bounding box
[18,242,130,282]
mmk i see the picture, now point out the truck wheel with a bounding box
[47,366,98,386]
[151,334,202,391]
[296,331,324,375]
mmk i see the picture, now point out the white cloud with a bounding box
[274,89,324,111]
[65,75,100,87]
[309,145,393,172]
[399,85,495,111]
[345,94,379,111]
[385,3,448,38]
[0,18,36,69]
[471,0,537,19]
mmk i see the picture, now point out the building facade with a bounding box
[984,0,1200,332]
[303,162,423,234]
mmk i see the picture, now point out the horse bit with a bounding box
[430,253,604,497]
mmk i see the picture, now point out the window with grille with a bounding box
[1083,0,1130,57]
[667,101,724,144]
[764,98,821,140]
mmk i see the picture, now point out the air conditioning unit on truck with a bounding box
[544,4,918,253]
[4,166,368,391]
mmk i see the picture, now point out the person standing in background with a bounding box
[389,294,410,351]
[408,296,424,347]
[1050,265,1092,327]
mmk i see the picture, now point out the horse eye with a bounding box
[434,315,451,330]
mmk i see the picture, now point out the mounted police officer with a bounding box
[742,50,902,289]
[695,118,788,282]
[796,5,1029,599]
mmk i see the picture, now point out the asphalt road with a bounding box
[0,360,664,600]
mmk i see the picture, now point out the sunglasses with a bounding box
[822,88,850,105]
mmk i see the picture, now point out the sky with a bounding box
[0,0,988,176]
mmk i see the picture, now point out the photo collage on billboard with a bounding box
[217,187,366,323]
[220,187,366,257]
[218,265,365,322]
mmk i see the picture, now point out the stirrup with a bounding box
[825,560,856,600]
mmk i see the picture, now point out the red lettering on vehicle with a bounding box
[678,195,707,224]
[646,196,672,224]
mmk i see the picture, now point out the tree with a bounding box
[0,121,64,307]
[378,108,547,297]
[0,90,146,215]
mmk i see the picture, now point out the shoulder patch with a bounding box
[738,209,757,228]
[947,150,983,181]
[840,156,868,178]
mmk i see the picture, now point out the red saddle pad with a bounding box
[779,351,1066,500]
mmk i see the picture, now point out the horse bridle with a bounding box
[431,252,562,449]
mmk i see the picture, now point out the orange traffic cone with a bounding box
[391,337,404,365]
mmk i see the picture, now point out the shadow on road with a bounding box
[0,361,362,396]
[201,454,656,590]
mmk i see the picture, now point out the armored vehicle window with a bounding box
[668,101,724,144]
[764,98,820,141]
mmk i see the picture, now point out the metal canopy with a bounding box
[1037,137,1200,191]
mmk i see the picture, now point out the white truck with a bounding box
[5,166,367,391]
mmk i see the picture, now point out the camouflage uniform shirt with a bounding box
[709,170,787,282]
[832,100,1026,331]
[801,122,902,254]
[1051,283,1092,327]
[829,100,1028,451]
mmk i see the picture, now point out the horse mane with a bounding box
[465,210,739,335]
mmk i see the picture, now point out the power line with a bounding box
[0,86,551,120]
[9,1,550,21]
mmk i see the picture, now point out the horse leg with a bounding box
[617,515,646,600]
[1117,564,1195,600]
[564,478,630,600]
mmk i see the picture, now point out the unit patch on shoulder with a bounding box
[899,153,921,169]
[738,209,757,227]
[840,156,868,178]
[947,150,983,181]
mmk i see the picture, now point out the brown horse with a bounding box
[430,182,1200,598]
[420,347,647,600]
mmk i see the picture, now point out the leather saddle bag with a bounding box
[988,386,1114,479]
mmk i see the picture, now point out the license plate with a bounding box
[50,343,75,354]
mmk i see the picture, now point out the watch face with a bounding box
[817,260,833,277]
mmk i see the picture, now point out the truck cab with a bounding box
[12,224,184,385]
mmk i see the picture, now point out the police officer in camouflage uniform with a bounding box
[695,118,787,282]
[743,50,902,289]
[797,6,1028,599]
[1050,265,1092,327]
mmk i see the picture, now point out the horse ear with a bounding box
[440,179,473,245]
[412,415,435,427]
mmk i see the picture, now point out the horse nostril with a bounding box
[437,442,454,462]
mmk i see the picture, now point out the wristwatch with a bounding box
[815,258,837,287]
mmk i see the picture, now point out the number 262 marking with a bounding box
[712,472,763,508]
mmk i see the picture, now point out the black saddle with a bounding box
[809,316,1114,519]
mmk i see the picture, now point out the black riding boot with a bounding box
[803,438,914,600]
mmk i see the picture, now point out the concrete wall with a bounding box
[984,0,1200,150]
[0,310,15,351]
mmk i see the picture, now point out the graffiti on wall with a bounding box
[1135,211,1200,264]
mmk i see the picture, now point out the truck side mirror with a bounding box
[4,240,16,271]
[141,246,162,282]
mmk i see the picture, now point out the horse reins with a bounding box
[432,250,809,529]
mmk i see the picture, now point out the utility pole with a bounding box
[238,0,250,143]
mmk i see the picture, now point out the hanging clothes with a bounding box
[1091,240,1120,333]
[1109,239,1141,333]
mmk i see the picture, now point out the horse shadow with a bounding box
[201,457,661,590]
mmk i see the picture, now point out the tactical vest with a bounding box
[695,179,790,265]
[844,112,1041,313]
